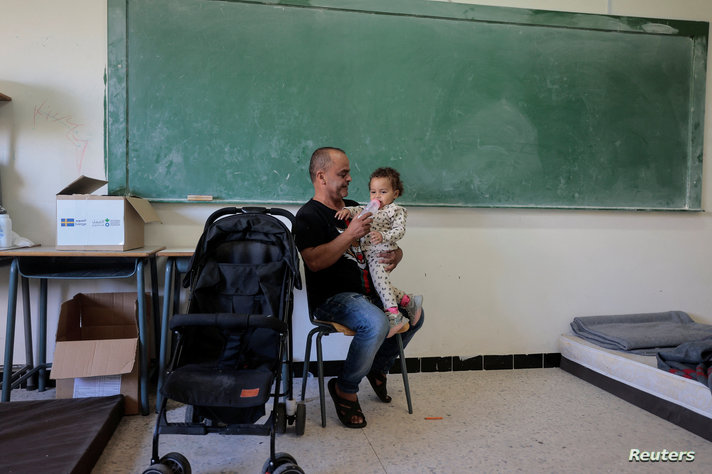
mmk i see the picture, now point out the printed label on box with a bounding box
[73,375,122,398]
[57,199,125,245]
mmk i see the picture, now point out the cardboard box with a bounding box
[50,292,151,415]
[56,176,160,250]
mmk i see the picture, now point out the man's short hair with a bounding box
[309,147,345,183]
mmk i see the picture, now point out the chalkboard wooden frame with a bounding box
[106,0,708,210]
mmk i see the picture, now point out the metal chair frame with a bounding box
[301,317,413,427]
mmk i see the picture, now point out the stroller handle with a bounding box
[204,207,295,232]
[170,313,288,333]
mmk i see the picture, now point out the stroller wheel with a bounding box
[159,452,192,474]
[142,464,173,474]
[273,463,304,474]
[262,453,297,473]
[295,402,306,436]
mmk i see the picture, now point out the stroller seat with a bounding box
[162,362,274,408]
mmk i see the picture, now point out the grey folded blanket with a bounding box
[570,311,712,355]
[657,337,712,395]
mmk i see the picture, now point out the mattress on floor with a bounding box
[559,333,712,420]
[0,395,124,474]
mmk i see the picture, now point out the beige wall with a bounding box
[2,0,712,365]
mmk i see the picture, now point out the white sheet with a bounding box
[559,333,712,419]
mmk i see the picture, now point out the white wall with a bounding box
[2,0,712,366]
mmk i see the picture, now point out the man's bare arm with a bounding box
[301,213,373,272]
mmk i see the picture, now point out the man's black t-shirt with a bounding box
[294,198,374,312]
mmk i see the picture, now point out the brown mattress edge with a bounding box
[0,395,124,473]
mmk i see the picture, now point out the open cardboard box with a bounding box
[56,176,160,250]
[50,292,151,415]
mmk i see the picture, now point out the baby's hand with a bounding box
[369,231,383,244]
[335,208,352,220]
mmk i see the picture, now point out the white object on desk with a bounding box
[0,213,12,248]
[0,231,36,250]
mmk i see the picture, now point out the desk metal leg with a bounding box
[156,257,175,412]
[149,255,160,362]
[38,279,48,392]
[137,260,149,415]
[172,264,181,317]
[21,277,35,390]
[2,259,19,402]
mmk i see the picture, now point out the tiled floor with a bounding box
[10,368,712,473]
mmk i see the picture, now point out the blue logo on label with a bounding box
[61,218,75,227]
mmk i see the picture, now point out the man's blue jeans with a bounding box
[313,292,424,393]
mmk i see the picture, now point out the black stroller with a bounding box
[144,207,306,474]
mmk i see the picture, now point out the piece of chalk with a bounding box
[187,195,213,201]
[424,417,443,420]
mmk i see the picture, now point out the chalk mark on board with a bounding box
[33,100,90,173]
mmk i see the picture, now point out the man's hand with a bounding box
[347,212,372,240]
[378,247,403,272]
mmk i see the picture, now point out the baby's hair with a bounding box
[370,167,404,197]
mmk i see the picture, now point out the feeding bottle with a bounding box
[358,199,381,218]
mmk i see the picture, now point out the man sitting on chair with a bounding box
[294,147,424,428]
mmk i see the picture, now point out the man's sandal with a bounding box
[366,370,392,403]
[328,378,367,428]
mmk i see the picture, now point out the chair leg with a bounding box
[301,327,319,401]
[396,333,413,414]
[316,331,327,427]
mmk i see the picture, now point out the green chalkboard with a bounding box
[107,0,707,210]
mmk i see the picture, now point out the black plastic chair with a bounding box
[300,311,413,427]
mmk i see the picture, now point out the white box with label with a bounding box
[56,176,160,250]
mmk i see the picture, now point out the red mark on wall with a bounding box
[33,100,90,173]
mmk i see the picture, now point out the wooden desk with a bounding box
[0,246,164,415]
[155,248,194,411]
